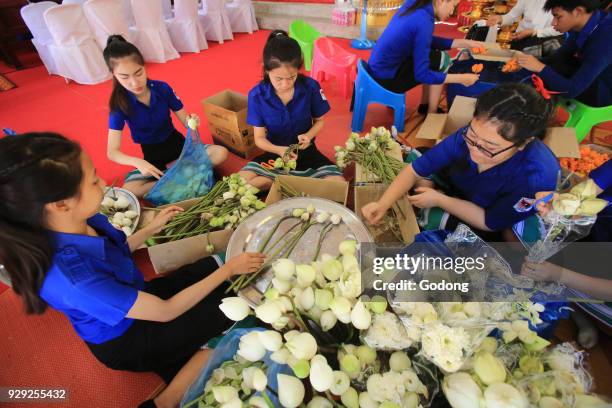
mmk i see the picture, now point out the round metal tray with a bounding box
[227,197,374,305]
[103,187,141,235]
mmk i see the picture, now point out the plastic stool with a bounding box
[557,98,612,142]
[311,37,357,98]
[351,59,406,132]
[288,19,321,71]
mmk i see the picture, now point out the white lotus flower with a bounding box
[255,301,282,324]
[249,396,270,408]
[339,240,357,256]
[316,211,330,224]
[310,357,334,392]
[242,366,267,391]
[389,351,411,372]
[330,371,350,396]
[237,332,266,362]
[359,392,379,408]
[257,330,283,352]
[298,287,315,310]
[308,396,333,408]
[484,383,527,408]
[351,300,372,330]
[331,214,342,225]
[296,264,316,287]
[277,374,305,408]
[442,372,482,408]
[286,332,317,360]
[274,259,296,281]
[212,386,239,403]
[272,278,291,295]
[320,310,337,331]
[271,347,291,364]
[219,297,251,321]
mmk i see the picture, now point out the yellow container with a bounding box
[355,0,403,27]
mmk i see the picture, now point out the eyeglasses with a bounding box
[461,124,517,158]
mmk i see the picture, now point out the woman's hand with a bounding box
[513,29,535,40]
[133,158,165,179]
[486,15,502,26]
[297,134,312,150]
[534,191,557,216]
[224,253,266,277]
[186,113,201,128]
[516,52,545,72]
[521,259,565,282]
[457,74,480,86]
[455,39,487,49]
[361,201,387,225]
[146,206,184,234]
[407,187,445,209]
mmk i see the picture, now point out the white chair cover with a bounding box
[225,0,258,34]
[167,0,208,52]
[198,0,232,43]
[130,0,179,62]
[161,0,173,19]
[20,2,58,75]
[83,0,131,49]
[43,4,111,84]
[62,0,88,4]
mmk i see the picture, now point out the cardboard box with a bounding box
[354,185,420,245]
[202,90,263,160]
[355,140,404,184]
[266,175,350,206]
[138,197,233,274]
[543,128,580,158]
[416,96,476,141]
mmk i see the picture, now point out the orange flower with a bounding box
[471,63,484,74]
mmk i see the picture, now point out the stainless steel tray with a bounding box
[226,197,374,306]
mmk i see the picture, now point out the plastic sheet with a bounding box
[145,128,214,206]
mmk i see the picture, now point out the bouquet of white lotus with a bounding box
[526,179,608,263]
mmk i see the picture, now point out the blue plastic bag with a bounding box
[180,327,292,408]
[446,51,531,107]
[145,128,214,206]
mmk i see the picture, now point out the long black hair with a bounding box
[0,133,83,314]
[474,83,555,144]
[103,34,146,115]
[262,30,304,83]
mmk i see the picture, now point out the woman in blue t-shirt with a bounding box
[238,30,345,190]
[362,83,560,237]
[368,0,484,114]
[0,133,264,408]
[103,36,228,198]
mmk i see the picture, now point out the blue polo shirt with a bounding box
[39,214,145,344]
[368,0,453,83]
[246,76,331,147]
[412,127,559,231]
[109,79,184,144]
[540,10,612,107]
[587,160,612,241]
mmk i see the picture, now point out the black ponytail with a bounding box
[0,133,83,314]
[400,0,434,16]
[262,30,303,83]
[474,83,555,144]
[103,35,145,115]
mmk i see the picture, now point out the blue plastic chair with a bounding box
[351,59,406,132]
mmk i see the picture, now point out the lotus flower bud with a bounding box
[298,287,315,311]
[316,211,330,224]
[257,330,283,352]
[341,387,359,408]
[330,371,350,396]
[242,366,267,391]
[323,259,343,281]
[284,330,300,341]
[359,392,379,408]
[477,337,498,354]
[368,295,387,314]
[483,383,526,408]
[290,359,310,379]
[264,288,280,300]
[346,140,356,151]
[292,208,305,218]
[272,316,290,330]
[570,179,598,200]
[355,345,377,366]
[271,347,291,364]
[389,351,412,372]
[114,196,130,209]
[255,301,282,324]
[350,300,372,330]
[212,386,239,403]
[340,354,361,378]
[296,264,316,287]
[301,212,310,221]
[330,296,352,319]
[219,297,251,321]
[249,396,270,408]
[474,352,507,385]
[237,331,266,362]
[310,358,334,392]
[315,289,334,310]
[320,310,337,331]
[273,259,295,281]
[402,393,419,408]
[331,214,342,225]
[308,396,333,408]
[339,239,357,256]
[277,374,305,408]
[272,277,292,294]
[442,372,482,408]
[307,204,315,214]
[223,191,236,200]
[342,255,359,274]
[579,198,608,216]
[552,193,581,216]
[101,196,115,208]
[286,332,317,360]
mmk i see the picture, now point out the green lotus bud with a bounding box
[478,337,498,354]
[579,198,608,216]
[570,179,598,200]
[519,355,544,375]
[379,402,400,408]
[315,289,334,310]
[341,387,359,408]
[402,393,419,408]
[340,354,360,378]
[474,352,506,385]
[552,193,581,216]
[264,288,280,300]
[322,258,343,281]
[389,351,412,372]
[291,359,311,379]
[368,295,388,314]
[355,345,377,366]
[524,336,551,352]
[292,208,305,218]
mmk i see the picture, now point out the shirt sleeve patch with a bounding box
[57,247,93,285]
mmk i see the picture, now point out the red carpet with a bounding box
[0,28,451,408]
